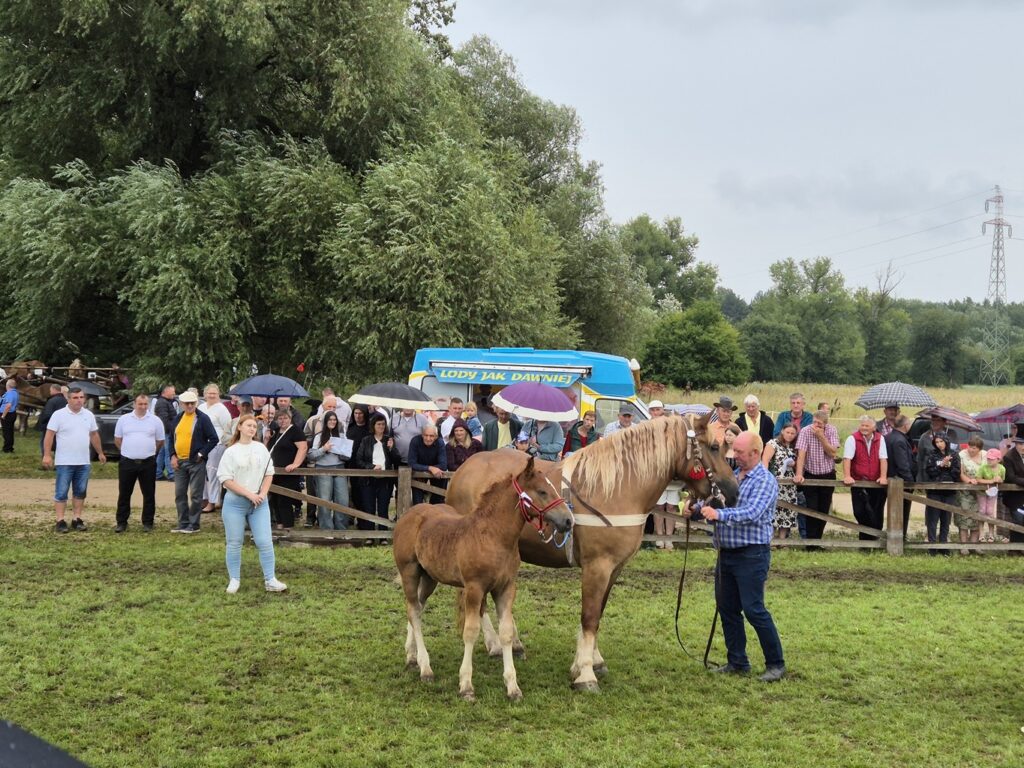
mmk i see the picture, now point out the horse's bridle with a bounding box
[512,475,574,545]
[682,414,726,505]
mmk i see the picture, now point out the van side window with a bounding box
[594,399,642,430]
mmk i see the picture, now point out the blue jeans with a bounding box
[222,491,276,581]
[316,473,350,530]
[716,544,784,670]
[156,442,174,479]
[54,464,91,502]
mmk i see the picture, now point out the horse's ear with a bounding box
[524,455,536,476]
[694,413,711,432]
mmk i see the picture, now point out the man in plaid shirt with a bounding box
[686,431,786,682]
[794,409,840,544]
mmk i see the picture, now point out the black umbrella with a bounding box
[0,721,90,766]
[349,382,440,411]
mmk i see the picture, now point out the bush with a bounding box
[642,301,750,389]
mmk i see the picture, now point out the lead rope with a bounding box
[674,517,722,669]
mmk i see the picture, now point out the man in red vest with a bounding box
[843,415,889,543]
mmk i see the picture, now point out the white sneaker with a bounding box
[264,578,287,592]
[226,579,240,594]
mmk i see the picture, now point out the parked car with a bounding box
[93,402,134,459]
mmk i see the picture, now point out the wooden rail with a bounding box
[270,466,1024,554]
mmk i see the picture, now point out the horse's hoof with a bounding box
[571,680,601,693]
[420,672,434,683]
[487,647,502,658]
[406,659,418,670]
[507,688,523,702]
[459,689,476,702]
[512,647,526,660]
[594,663,608,678]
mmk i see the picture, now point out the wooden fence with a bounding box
[269,467,1024,554]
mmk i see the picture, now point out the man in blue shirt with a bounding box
[1,379,20,453]
[687,430,786,682]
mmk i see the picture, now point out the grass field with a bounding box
[2,500,1023,768]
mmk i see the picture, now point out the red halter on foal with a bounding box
[511,475,569,533]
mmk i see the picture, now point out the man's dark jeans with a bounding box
[117,456,157,526]
[174,459,206,529]
[716,544,784,670]
[925,488,955,556]
[801,470,836,541]
[1,412,16,452]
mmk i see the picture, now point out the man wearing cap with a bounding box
[482,405,522,451]
[736,395,774,447]
[876,404,900,437]
[998,423,1022,457]
[168,390,219,533]
[885,414,916,539]
[708,395,738,447]
[773,392,813,438]
[603,404,635,437]
[916,415,959,482]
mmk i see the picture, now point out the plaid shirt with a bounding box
[796,423,839,475]
[712,463,778,549]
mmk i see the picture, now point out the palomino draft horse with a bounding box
[446,413,738,692]
[393,454,573,701]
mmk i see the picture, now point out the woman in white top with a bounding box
[199,383,233,513]
[217,415,287,593]
[308,411,351,530]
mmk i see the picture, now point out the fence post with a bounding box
[396,466,412,519]
[885,477,905,556]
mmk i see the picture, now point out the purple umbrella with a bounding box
[491,382,578,422]
[973,404,1024,424]
[916,406,981,432]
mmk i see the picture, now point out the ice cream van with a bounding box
[408,347,648,428]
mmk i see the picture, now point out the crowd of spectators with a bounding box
[12,376,1023,555]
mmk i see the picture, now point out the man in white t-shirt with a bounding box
[198,383,233,513]
[113,393,165,533]
[43,387,107,533]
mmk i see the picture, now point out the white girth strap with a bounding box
[572,513,651,527]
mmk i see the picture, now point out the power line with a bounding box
[845,240,988,277]
[843,235,983,274]
[820,213,984,260]
[782,188,990,253]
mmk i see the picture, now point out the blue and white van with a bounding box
[408,347,648,428]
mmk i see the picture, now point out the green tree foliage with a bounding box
[0,0,434,179]
[619,214,716,306]
[642,301,750,389]
[907,307,968,387]
[739,315,805,382]
[318,138,577,382]
[715,287,750,323]
[747,257,865,383]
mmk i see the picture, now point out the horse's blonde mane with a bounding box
[565,416,692,499]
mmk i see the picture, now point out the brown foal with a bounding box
[393,455,572,701]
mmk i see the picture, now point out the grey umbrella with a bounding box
[854,382,936,410]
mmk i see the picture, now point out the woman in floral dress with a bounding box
[762,423,799,538]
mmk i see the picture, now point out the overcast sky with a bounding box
[447,0,1024,303]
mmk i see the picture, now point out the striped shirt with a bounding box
[796,423,839,475]
[712,463,778,549]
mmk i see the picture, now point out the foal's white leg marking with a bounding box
[498,606,522,701]
[459,592,482,701]
[480,610,502,656]
[408,602,433,681]
[405,621,417,667]
[593,640,607,673]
